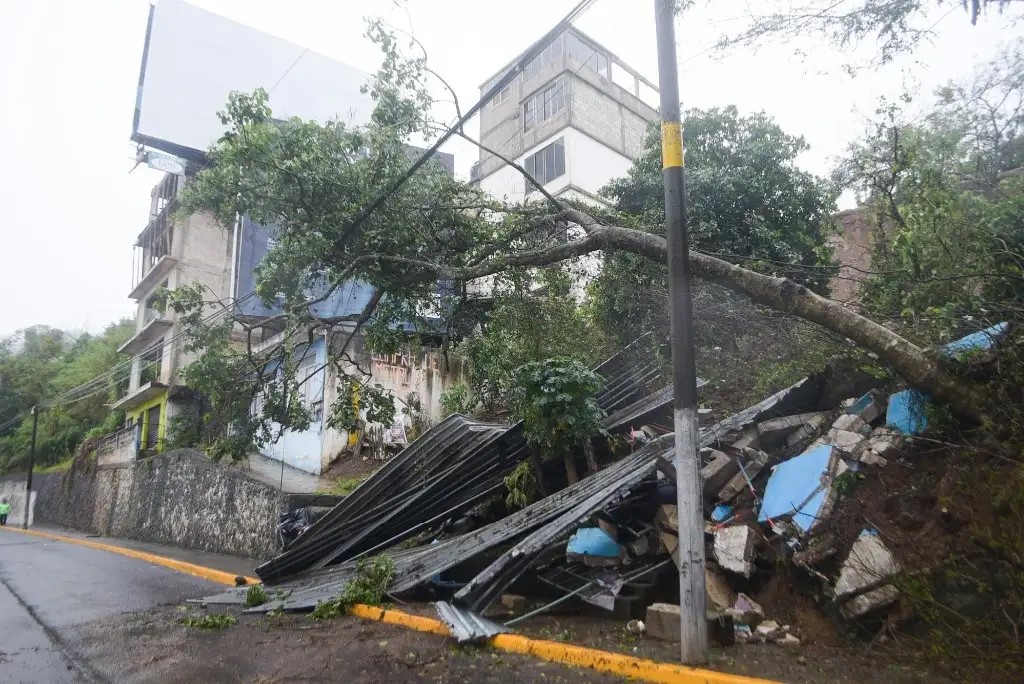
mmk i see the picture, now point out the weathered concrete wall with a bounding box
[0,449,288,559]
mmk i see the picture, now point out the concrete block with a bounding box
[645,603,735,644]
[713,525,755,578]
[835,530,900,599]
[717,449,770,502]
[846,389,885,424]
[755,620,781,639]
[785,413,831,450]
[859,450,888,467]
[841,585,899,618]
[702,450,739,499]
[831,430,867,457]
[757,412,829,438]
[501,594,527,612]
[706,567,736,612]
[725,593,765,626]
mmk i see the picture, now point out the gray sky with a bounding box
[0,0,1019,338]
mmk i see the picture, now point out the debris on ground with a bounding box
[198,340,947,651]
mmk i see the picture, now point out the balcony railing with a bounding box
[95,423,141,467]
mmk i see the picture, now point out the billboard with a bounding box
[133,0,373,160]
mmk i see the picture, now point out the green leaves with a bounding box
[511,358,606,456]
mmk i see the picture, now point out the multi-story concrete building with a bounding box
[472,28,659,204]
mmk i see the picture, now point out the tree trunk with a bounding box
[563,451,580,486]
[529,445,548,497]
[583,439,598,475]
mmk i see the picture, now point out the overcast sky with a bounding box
[0,0,1019,339]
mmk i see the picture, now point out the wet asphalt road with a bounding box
[0,529,219,683]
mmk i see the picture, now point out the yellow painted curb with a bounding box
[2,527,775,684]
[0,526,259,586]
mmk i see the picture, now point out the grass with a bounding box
[316,476,366,496]
[244,584,268,608]
[34,456,76,474]
[179,614,237,630]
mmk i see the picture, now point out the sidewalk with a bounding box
[20,523,259,578]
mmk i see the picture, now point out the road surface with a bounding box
[0,529,220,683]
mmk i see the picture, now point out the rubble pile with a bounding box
[199,327,989,647]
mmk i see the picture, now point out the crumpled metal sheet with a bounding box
[451,374,823,616]
[435,601,510,643]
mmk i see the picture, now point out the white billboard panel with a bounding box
[133,0,374,160]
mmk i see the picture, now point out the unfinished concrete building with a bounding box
[472,28,659,205]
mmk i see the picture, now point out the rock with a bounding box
[832,413,867,434]
[798,655,808,665]
[501,594,527,612]
[841,585,900,618]
[777,633,801,647]
[835,530,900,600]
[404,652,418,666]
[756,620,781,640]
[713,525,755,578]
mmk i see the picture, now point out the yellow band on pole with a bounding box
[661,121,683,169]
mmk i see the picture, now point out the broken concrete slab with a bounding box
[759,444,841,534]
[886,389,930,436]
[717,448,771,502]
[702,450,739,500]
[841,584,899,618]
[831,429,867,457]
[846,389,885,424]
[777,633,801,647]
[706,567,736,612]
[784,412,831,452]
[834,529,900,599]
[755,620,781,640]
[757,412,831,439]
[859,450,888,467]
[714,525,756,578]
[725,593,765,626]
[832,413,867,434]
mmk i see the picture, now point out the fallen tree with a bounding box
[169,23,999,456]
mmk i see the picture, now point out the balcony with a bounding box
[110,381,167,413]
[118,315,173,356]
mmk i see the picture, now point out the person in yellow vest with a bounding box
[0,497,10,526]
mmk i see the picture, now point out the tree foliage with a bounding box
[0,320,134,472]
[592,107,837,353]
[840,42,1024,331]
[511,358,605,457]
[707,0,1022,67]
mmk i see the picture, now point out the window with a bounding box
[491,84,511,108]
[523,35,564,81]
[523,79,565,132]
[565,33,609,80]
[523,138,566,188]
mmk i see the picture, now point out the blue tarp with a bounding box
[941,322,1009,358]
[758,444,834,533]
[886,389,929,435]
[566,527,620,558]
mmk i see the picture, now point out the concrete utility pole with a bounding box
[653,0,708,664]
[23,405,39,530]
